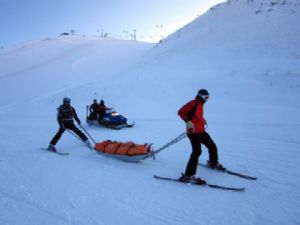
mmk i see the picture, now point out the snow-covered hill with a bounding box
[0,36,153,112]
[0,1,300,225]
[153,0,300,58]
[137,0,300,124]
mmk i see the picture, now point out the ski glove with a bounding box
[186,121,195,134]
[204,119,208,129]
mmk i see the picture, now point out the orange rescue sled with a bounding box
[94,140,154,162]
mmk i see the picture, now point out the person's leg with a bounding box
[50,127,65,146]
[88,112,93,120]
[90,112,97,120]
[98,112,104,122]
[201,132,219,164]
[68,123,88,142]
[184,133,202,176]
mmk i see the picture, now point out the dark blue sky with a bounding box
[0,0,225,46]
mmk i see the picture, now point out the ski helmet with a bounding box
[198,89,209,96]
[197,89,209,100]
[63,97,71,104]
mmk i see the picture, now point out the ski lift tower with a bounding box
[133,29,136,41]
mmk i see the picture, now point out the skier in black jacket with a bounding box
[48,97,92,151]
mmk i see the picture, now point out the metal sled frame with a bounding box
[95,150,154,163]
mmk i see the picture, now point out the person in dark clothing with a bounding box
[177,89,224,183]
[98,100,111,122]
[48,97,92,151]
[88,99,99,120]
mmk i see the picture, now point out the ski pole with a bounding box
[66,129,93,150]
[61,124,83,142]
[151,132,187,158]
[79,124,97,144]
[66,129,83,142]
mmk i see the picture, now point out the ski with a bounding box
[40,148,70,156]
[198,163,257,180]
[154,175,245,192]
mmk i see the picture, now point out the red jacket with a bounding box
[178,98,205,133]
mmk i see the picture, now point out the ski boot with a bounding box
[47,144,56,152]
[207,160,225,171]
[179,173,206,185]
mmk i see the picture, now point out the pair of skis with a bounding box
[154,164,257,192]
[40,148,255,192]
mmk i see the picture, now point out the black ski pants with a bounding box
[98,112,105,123]
[184,132,219,177]
[50,122,88,146]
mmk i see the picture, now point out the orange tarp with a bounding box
[94,140,151,155]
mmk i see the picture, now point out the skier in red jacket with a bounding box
[178,89,224,183]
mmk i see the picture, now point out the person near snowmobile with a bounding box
[88,99,99,120]
[177,89,224,184]
[48,97,92,151]
[98,100,112,122]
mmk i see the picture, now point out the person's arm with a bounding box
[178,100,197,133]
[72,107,81,124]
[57,107,64,127]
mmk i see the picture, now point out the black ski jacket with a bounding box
[89,103,99,113]
[57,105,81,125]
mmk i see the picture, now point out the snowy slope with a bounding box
[152,0,300,59]
[0,36,152,111]
[1,1,300,225]
[136,0,300,126]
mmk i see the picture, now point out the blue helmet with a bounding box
[63,97,71,103]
